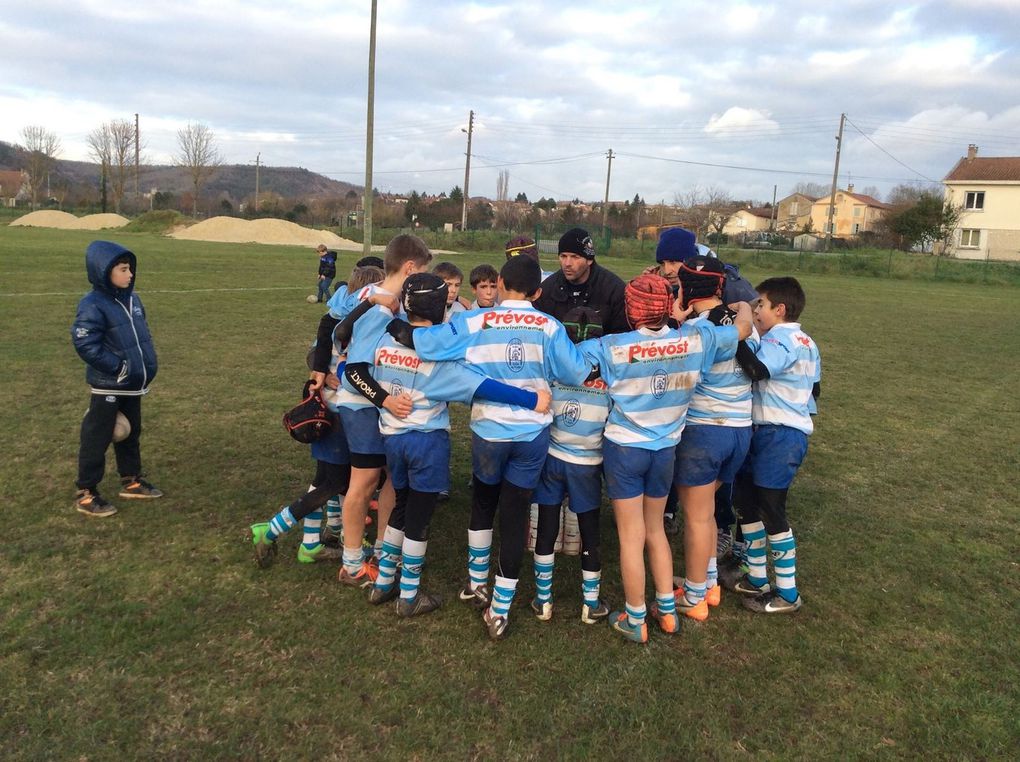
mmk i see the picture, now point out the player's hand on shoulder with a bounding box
[383,392,413,418]
[369,293,399,312]
[325,372,340,390]
[672,300,695,325]
[534,388,552,414]
[641,264,661,277]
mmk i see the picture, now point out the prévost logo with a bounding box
[505,338,525,372]
[482,310,549,329]
[627,338,689,363]
[376,347,422,371]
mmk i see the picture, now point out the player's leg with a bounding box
[112,395,161,499]
[677,482,716,619]
[731,447,770,596]
[530,456,564,621]
[641,446,680,634]
[396,487,442,616]
[576,508,609,623]
[460,433,505,608]
[295,462,347,563]
[310,422,351,548]
[603,441,650,642]
[75,393,119,516]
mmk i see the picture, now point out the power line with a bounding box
[844,116,936,182]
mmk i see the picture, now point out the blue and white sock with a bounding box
[741,521,768,588]
[626,602,647,628]
[301,509,323,550]
[682,578,706,605]
[581,570,601,607]
[341,547,363,576]
[266,506,297,541]
[769,530,799,602]
[326,495,343,532]
[467,529,492,590]
[533,552,555,604]
[656,591,677,616]
[399,538,428,601]
[375,525,405,591]
[706,556,719,589]
[490,575,518,619]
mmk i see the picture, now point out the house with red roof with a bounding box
[943,145,1020,262]
[809,185,892,239]
[0,169,28,207]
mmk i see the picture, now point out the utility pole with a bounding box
[824,112,845,252]
[255,153,260,212]
[134,113,140,198]
[770,183,777,231]
[363,0,378,258]
[460,109,474,231]
[601,148,614,233]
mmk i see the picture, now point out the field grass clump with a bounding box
[121,209,188,233]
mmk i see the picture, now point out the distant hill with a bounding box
[0,140,361,202]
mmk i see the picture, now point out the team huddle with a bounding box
[245,227,821,642]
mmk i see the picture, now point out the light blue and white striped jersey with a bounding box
[336,283,403,410]
[369,333,486,436]
[548,338,610,465]
[752,322,821,435]
[687,314,760,428]
[410,300,590,442]
[444,299,467,323]
[585,322,738,451]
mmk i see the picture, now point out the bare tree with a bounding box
[673,185,737,240]
[86,124,113,211]
[108,119,138,213]
[790,181,829,199]
[494,169,519,232]
[175,122,221,216]
[20,125,61,209]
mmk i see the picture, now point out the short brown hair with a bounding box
[470,263,498,287]
[756,276,806,321]
[348,265,384,292]
[383,234,432,275]
[432,261,463,282]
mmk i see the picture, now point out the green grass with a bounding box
[1,226,1018,759]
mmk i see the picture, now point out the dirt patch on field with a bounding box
[10,210,129,229]
[169,216,382,251]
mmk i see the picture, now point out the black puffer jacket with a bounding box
[533,261,629,335]
[71,241,158,394]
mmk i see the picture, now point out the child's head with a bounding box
[316,244,327,256]
[348,265,384,292]
[110,254,134,289]
[356,255,384,269]
[505,236,539,264]
[432,262,464,306]
[499,255,542,300]
[754,276,805,332]
[677,255,725,309]
[469,264,499,307]
[401,273,449,326]
[625,274,673,330]
[383,234,432,277]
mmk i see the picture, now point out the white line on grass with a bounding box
[0,286,310,297]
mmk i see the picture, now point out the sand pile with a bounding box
[10,210,129,229]
[170,216,373,249]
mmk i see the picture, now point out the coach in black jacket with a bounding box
[533,228,628,335]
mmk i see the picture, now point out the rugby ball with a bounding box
[113,412,131,443]
[306,294,318,304]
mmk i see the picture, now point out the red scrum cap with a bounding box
[625,274,673,330]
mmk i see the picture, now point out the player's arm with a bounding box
[333,299,376,349]
[71,300,123,376]
[755,335,797,377]
[342,361,412,417]
[387,314,474,361]
[430,361,547,412]
[546,328,593,386]
[707,305,768,381]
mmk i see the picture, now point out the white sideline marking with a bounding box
[0,286,309,297]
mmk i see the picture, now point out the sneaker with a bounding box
[367,583,400,605]
[674,593,709,622]
[74,489,117,518]
[458,583,491,610]
[718,555,748,592]
[320,524,343,549]
[396,592,443,617]
[437,490,450,503]
[649,603,683,633]
[530,598,553,622]
[581,600,610,624]
[337,560,379,588]
[296,543,342,564]
[742,590,803,614]
[250,523,277,568]
[733,573,771,597]
[610,611,648,643]
[705,584,722,607]
[118,477,163,499]
[663,513,681,536]
[715,529,733,557]
[482,607,509,641]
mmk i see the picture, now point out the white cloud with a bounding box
[704,108,779,135]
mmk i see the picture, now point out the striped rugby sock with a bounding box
[626,602,647,627]
[533,553,555,604]
[581,570,601,607]
[326,495,343,532]
[399,538,428,601]
[467,529,492,590]
[656,591,677,616]
[682,578,706,605]
[301,510,323,550]
[489,575,518,618]
[375,525,405,590]
[266,506,297,541]
[706,556,719,589]
[769,530,799,602]
[741,521,768,587]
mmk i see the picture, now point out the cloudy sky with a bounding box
[2,0,1018,204]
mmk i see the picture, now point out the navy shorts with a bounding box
[384,429,450,494]
[748,424,809,489]
[602,440,675,500]
[338,406,385,456]
[310,414,350,465]
[533,455,603,514]
[673,424,751,487]
[472,428,550,490]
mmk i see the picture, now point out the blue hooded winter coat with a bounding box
[71,241,158,394]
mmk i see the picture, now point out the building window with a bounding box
[960,229,981,248]
[964,191,985,210]
[852,223,860,234]
[790,202,799,215]
[853,207,862,218]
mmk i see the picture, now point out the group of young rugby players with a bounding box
[249,226,821,642]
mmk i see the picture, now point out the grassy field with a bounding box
[1,226,1018,760]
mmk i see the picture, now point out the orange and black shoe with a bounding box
[337,560,379,589]
[649,602,682,634]
[705,584,722,607]
[74,489,117,518]
[118,477,164,499]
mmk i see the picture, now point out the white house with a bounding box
[943,145,1020,262]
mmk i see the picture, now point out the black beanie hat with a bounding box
[558,228,596,260]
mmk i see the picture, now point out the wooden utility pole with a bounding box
[601,148,614,233]
[770,183,777,231]
[363,0,378,257]
[255,152,260,211]
[824,113,845,252]
[460,109,474,231]
[134,113,140,198]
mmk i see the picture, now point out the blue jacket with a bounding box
[71,241,158,395]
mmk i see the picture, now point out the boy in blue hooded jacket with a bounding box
[71,241,162,516]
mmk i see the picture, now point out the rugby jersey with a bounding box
[585,322,738,451]
[336,283,404,410]
[752,322,821,435]
[687,314,760,428]
[369,333,486,436]
[547,338,610,465]
[409,299,590,442]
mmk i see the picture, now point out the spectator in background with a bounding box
[316,244,338,303]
